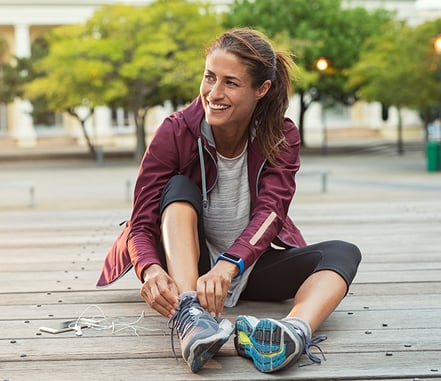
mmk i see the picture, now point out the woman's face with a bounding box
[200,49,270,132]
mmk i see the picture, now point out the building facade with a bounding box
[0,0,440,147]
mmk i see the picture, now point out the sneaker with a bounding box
[234,315,327,373]
[168,291,234,373]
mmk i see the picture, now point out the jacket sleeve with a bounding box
[127,116,191,281]
[225,119,305,269]
[96,118,182,286]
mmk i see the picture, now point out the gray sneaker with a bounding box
[168,291,234,373]
[234,315,326,373]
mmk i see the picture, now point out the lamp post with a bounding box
[434,34,441,111]
[315,57,329,155]
[426,35,441,171]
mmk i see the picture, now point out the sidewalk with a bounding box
[1,139,440,211]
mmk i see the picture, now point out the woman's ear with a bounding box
[256,80,271,100]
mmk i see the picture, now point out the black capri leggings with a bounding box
[159,175,362,302]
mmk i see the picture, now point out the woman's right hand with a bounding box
[140,264,179,318]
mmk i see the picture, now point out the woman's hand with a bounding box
[140,264,179,318]
[196,260,238,317]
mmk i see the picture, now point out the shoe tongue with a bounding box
[189,306,203,316]
[179,290,197,299]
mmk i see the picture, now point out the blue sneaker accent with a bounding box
[234,315,326,373]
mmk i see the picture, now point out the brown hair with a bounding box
[206,28,295,166]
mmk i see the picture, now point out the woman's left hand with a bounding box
[196,261,238,317]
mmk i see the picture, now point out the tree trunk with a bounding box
[79,119,96,157]
[67,108,95,157]
[134,107,148,163]
[397,107,404,155]
[298,91,307,146]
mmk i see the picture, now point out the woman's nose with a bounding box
[208,81,223,99]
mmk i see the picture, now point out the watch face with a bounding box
[223,253,240,262]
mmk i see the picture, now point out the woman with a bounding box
[97,27,361,374]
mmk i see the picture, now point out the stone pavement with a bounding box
[1,140,440,211]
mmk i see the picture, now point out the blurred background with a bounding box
[1,0,441,161]
[1,0,441,213]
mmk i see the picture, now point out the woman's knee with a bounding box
[327,240,362,265]
[160,175,203,215]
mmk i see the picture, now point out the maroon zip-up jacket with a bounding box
[97,96,306,287]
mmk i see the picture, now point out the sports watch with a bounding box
[215,253,245,278]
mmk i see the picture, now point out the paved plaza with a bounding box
[1,142,440,211]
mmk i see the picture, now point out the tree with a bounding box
[404,19,441,129]
[25,24,126,156]
[348,18,441,153]
[24,0,221,160]
[0,36,25,104]
[85,0,221,161]
[223,0,393,145]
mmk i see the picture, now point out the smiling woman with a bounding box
[97,27,361,375]
[200,48,271,158]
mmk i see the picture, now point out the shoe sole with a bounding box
[187,319,234,373]
[235,317,301,373]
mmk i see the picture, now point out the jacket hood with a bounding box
[179,96,206,139]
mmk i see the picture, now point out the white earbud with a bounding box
[74,326,83,336]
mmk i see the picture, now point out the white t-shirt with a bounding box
[203,143,256,307]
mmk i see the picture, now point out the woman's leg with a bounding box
[161,201,200,294]
[235,241,361,372]
[240,240,361,332]
[286,269,347,333]
[159,176,233,373]
[158,175,210,291]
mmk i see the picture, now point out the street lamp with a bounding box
[434,34,441,55]
[316,57,329,72]
[315,57,329,155]
[433,34,441,127]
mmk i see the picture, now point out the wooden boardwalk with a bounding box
[1,199,441,380]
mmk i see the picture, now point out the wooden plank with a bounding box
[350,282,441,296]
[0,290,141,306]
[1,281,440,307]
[0,352,440,381]
[2,327,441,362]
[0,270,140,293]
[1,292,441,321]
[1,303,440,332]
[354,270,441,283]
[4,253,441,272]
[1,316,440,351]
[5,268,441,293]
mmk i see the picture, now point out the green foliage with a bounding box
[82,0,221,159]
[223,0,394,143]
[25,23,126,112]
[80,0,221,113]
[22,0,221,159]
[0,36,24,103]
[348,17,441,121]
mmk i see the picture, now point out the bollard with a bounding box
[126,179,132,203]
[96,145,104,166]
